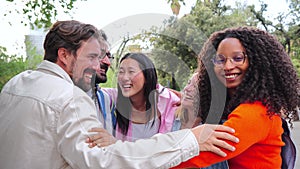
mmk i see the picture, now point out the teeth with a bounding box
[225,74,237,79]
[85,74,92,79]
[184,95,194,100]
[123,85,131,88]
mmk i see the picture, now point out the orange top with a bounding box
[173,102,284,169]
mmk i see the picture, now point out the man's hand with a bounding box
[86,128,117,148]
[191,124,239,157]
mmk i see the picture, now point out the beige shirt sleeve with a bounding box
[57,87,199,169]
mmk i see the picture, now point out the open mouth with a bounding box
[183,93,194,101]
[224,73,240,80]
[84,73,93,80]
[121,84,132,89]
[83,69,96,83]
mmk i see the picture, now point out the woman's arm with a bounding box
[173,102,282,168]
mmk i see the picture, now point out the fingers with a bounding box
[214,125,236,134]
[191,124,239,157]
[207,146,226,157]
[88,128,111,142]
[93,136,117,147]
[212,134,236,152]
[86,128,116,148]
[87,141,97,148]
[197,124,238,143]
[88,127,107,132]
[173,101,181,107]
[85,137,98,148]
[215,130,239,143]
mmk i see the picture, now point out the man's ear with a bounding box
[57,47,69,66]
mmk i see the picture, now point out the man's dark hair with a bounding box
[43,20,102,62]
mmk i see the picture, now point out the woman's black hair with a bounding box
[197,26,300,125]
[116,52,158,135]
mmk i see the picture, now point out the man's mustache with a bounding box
[84,68,96,74]
[100,63,109,71]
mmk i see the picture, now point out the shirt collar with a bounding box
[36,60,73,84]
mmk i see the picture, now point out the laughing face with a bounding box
[117,58,145,98]
[213,38,249,96]
[95,61,109,84]
[95,41,111,84]
[182,73,198,108]
[72,37,103,92]
[76,68,95,92]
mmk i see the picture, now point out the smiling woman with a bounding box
[117,57,146,98]
[172,72,200,130]
[102,52,180,141]
[116,53,180,141]
[173,26,299,169]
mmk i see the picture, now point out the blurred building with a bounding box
[24,28,45,67]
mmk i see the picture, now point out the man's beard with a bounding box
[75,68,96,92]
[95,74,107,84]
[95,63,109,84]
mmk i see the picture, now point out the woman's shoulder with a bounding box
[236,101,267,113]
[229,101,281,125]
[157,84,180,101]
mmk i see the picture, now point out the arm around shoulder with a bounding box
[58,87,200,169]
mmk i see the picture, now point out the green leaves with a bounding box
[5,0,80,29]
[0,47,26,90]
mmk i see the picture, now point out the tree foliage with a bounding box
[249,0,300,76]
[150,0,300,90]
[0,47,26,89]
[0,45,43,90]
[1,0,300,91]
[151,0,258,90]
[1,0,78,90]
[5,0,81,29]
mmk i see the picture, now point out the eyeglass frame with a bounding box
[106,51,115,62]
[211,52,247,68]
[99,48,114,62]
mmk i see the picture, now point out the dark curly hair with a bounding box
[197,26,300,125]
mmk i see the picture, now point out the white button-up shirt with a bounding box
[0,60,199,169]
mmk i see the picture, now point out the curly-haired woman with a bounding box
[173,26,299,169]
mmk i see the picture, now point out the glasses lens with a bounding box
[212,53,246,67]
[212,54,226,66]
[106,52,114,61]
[232,53,245,65]
[99,49,106,59]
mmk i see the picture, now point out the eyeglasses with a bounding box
[87,51,114,63]
[106,52,115,62]
[98,49,107,60]
[211,52,247,68]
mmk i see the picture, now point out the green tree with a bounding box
[1,0,80,90]
[0,45,43,90]
[157,0,300,88]
[0,47,26,89]
[152,0,257,90]
[249,0,300,76]
[5,0,81,29]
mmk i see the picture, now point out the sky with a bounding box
[0,0,288,56]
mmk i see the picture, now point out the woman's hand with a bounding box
[86,128,117,148]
